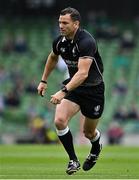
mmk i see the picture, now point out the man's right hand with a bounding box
[37,82,47,97]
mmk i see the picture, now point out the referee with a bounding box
[37,7,105,175]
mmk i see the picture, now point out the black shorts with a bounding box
[64,82,105,119]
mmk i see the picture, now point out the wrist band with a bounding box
[41,80,47,84]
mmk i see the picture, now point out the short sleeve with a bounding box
[52,36,61,55]
[78,38,97,58]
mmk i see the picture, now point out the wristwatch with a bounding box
[61,86,69,93]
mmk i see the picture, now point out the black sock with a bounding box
[90,137,101,155]
[58,130,77,160]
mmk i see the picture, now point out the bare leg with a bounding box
[54,99,80,160]
[83,117,99,140]
[54,99,80,130]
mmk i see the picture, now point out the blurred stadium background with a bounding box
[0,0,139,146]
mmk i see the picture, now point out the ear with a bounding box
[74,21,79,28]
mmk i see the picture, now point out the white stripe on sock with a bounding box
[91,129,100,142]
[56,126,69,136]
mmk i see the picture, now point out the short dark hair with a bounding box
[60,7,81,23]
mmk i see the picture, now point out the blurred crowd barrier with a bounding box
[0,16,139,145]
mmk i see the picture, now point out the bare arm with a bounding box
[66,58,93,91]
[41,51,59,81]
[37,51,58,96]
[50,57,93,104]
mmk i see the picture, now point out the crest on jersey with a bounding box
[94,105,100,112]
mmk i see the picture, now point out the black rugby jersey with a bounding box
[52,28,104,86]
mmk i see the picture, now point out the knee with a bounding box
[54,116,67,130]
[84,130,96,140]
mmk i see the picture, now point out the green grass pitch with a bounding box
[0,144,139,179]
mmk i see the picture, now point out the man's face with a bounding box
[59,14,78,38]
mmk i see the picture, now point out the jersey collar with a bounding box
[73,28,81,43]
[61,28,81,43]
